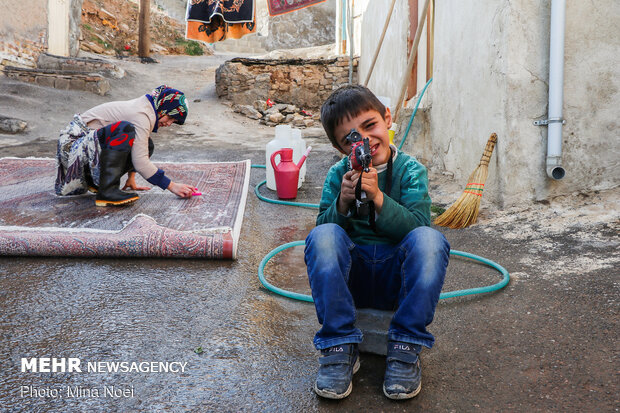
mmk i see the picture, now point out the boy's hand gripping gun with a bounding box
[346,129,373,218]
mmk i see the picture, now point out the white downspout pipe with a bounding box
[546,0,567,180]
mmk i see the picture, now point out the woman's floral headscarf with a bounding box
[146,85,189,132]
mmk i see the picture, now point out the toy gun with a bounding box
[346,129,372,218]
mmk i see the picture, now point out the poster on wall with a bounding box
[267,0,327,17]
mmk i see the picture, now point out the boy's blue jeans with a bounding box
[305,223,450,350]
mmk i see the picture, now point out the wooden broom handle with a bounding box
[480,133,498,166]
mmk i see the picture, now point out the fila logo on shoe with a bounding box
[329,347,344,352]
[394,344,410,351]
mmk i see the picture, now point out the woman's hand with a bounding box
[167,182,196,198]
[122,172,151,191]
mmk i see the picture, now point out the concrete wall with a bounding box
[360,0,619,206]
[0,0,48,67]
[154,0,187,21]
[263,0,336,51]
[0,0,82,66]
[359,0,410,111]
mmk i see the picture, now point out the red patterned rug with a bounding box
[0,158,251,259]
[267,0,326,16]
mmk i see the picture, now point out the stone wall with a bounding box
[262,0,336,51]
[0,36,47,69]
[0,0,47,68]
[215,56,358,109]
[0,0,83,69]
[36,53,125,78]
[3,66,110,95]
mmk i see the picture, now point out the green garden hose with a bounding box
[257,241,509,303]
[252,79,510,302]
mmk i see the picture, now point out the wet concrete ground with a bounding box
[0,55,618,412]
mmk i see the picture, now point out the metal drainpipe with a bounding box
[537,0,567,180]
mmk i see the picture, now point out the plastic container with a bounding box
[291,128,307,188]
[377,96,395,145]
[266,125,293,190]
[270,147,311,199]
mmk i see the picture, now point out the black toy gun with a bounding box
[345,129,372,217]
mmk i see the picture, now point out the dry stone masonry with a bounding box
[3,66,110,96]
[36,53,125,78]
[216,56,358,126]
[1,53,126,96]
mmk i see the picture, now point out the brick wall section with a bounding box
[0,35,47,69]
[3,66,110,96]
[215,57,358,109]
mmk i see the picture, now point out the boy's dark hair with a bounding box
[320,84,386,149]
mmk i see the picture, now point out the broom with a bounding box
[434,133,498,229]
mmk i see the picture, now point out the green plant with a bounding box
[90,36,111,49]
[185,41,203,56]
[175,38,204,56]
[83,23,92,31]
[431,204,446,216]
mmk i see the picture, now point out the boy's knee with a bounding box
[307,224,345,245]
[305,224,350,260]
[402,226,450,256]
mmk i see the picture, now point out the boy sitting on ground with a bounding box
[305,85,450,400]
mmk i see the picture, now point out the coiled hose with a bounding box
[253,78,509,302]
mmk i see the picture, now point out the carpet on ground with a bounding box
[0,158,251,259]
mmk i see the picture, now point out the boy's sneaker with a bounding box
[314,343,360,399]
[383,341,422,400]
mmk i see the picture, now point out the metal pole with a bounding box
[545,0,566,179]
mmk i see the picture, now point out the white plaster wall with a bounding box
[560,0,620,195]
[427,0,619,206]
[0,0,48,66]
[48,0,70,56]
[429,1,512,206]
[359,0,410,107]
[0,0,47,36]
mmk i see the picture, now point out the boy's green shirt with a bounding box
[317,150,431,245]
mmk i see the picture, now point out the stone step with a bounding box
[37,53,125,79]
[2,66,110,95]
[357,308,393,355]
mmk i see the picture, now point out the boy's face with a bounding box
[332,108,393,166]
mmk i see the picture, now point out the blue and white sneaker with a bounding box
[383,341,422,399]
[314,343,360,399]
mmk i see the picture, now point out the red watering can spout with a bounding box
[296,146,312,169]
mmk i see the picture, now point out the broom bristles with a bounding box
[434,133,497,229]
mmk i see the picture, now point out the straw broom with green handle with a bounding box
[434,133,498,229]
